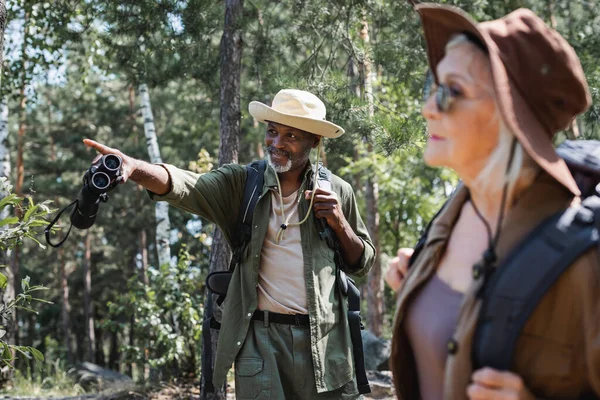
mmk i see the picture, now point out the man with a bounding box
[84,89,375,399]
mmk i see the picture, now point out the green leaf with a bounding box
[28,347,44,362]
[23,198,36,222]
[14,346,32,360]
[21,276,30,292]
[0,217,19,228]
[0,194,19,210]
[0,273,7,290]
[2,344,12,361]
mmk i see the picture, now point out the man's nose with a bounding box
[272,134,285,148]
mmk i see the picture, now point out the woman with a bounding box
[388,4,600,400]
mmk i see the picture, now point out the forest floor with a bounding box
[0,381,395,399]
[0,372,395,399]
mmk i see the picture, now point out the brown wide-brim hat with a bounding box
[416,3,592,195]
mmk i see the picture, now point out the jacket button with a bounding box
[447,339,458,355]
[237,341,242,346]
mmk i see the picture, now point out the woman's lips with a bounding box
[429,134,445,141]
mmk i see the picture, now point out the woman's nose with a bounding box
[422,92,440,121]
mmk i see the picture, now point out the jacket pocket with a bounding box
[318,239,336,263]
[235,357,264,398]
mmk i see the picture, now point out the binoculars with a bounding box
[70,154,123,229]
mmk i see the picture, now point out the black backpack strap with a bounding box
[202,159,266,393]
[473,197,600,372]
[231,159,267,266]
[312,165,371,394]
[343,270,371,394]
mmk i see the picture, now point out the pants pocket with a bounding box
[235,357,264,398]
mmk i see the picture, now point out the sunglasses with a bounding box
[422,70,461,113]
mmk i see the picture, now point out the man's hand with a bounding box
[385,248,414,292]
[305,187,364,268]
[467,368,535,400]
[305,187,346,233]
[83,139,139,184]
[83,139,171,195]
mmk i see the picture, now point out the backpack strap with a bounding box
[311,164,371,394]
[231,159,267,264]
[473,196,600,372]
[202,159,266,393]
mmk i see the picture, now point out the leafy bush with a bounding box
[0,177,53,369]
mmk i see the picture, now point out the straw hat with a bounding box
[416,3,592,195]
[249,89,345,139]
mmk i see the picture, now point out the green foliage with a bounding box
[0,177,53,370]
[0,358,85,396]
[0,178,54,252]
[105,246,203,380]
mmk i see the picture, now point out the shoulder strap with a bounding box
[316,163,332,191]
[473,196,600,371]
[229,160,266,268]
[311,164,371,394]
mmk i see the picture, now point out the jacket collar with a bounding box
[423,173,575,261]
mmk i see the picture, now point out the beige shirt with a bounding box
[257,189,308,314]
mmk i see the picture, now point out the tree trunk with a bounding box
[83,232,96,363]
[48,100,74,365]
[0,0,6,73]
[95,322,105,367]
[0,98,8,182]
[108,329,119,371]
[200,0,244,398]
[139,83,172,268]
[0,100,12,373]
[359,18,383,337]
[59,247,73,364]
[10,10,31,352]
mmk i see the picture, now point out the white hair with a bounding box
[444,34,540,202]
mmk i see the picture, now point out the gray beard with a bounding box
[267,153,292,173]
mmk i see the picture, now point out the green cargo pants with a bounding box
[234,316,361,399]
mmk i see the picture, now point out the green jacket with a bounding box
[149,161,375,393]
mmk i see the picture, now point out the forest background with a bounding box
[0,0,598,398]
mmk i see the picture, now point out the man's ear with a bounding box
[312,135,321,149]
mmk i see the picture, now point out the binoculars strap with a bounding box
[44,199,78,248]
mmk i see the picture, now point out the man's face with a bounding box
[265,121,320,173]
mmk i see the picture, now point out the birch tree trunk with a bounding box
[0,0,5,77]
[200,1,244,398]
[360,18,383,337]
[83,232,96,363]
[0,0,5,78]
[0,99,8,188]
[0,95,14,384]
[139,83,172,267]
[49,117,74,364]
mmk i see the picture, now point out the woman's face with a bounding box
[422,41,499,181]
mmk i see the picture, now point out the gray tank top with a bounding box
[405,274,464,400]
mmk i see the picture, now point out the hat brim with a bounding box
[249,101,345,139]
[416,3,580,195]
